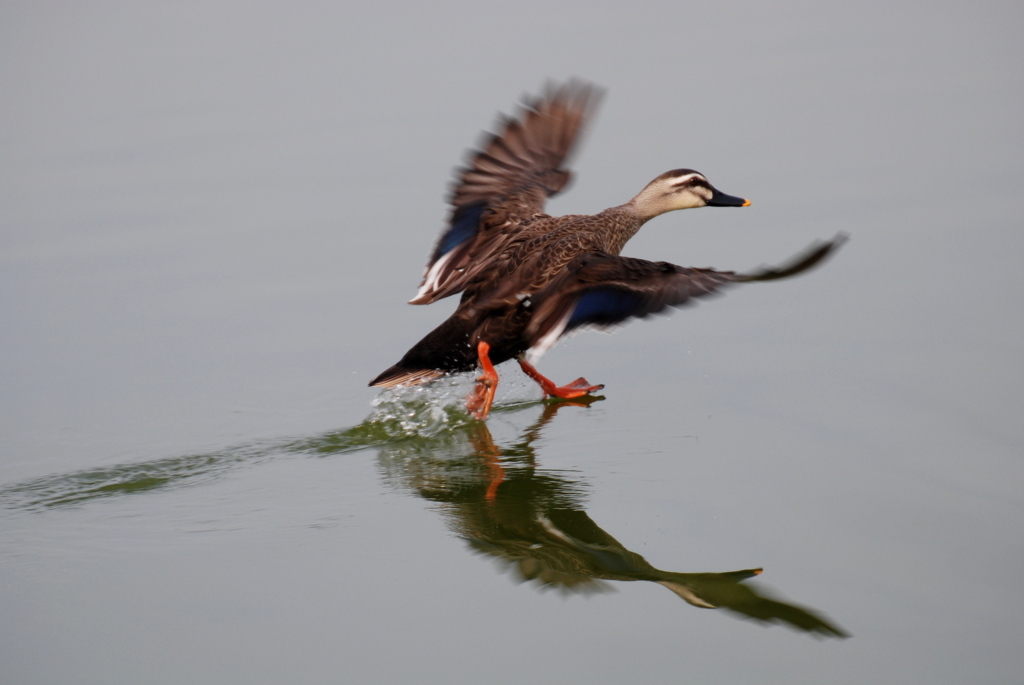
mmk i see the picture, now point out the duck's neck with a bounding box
[597,205,651,255]
[626,181,691,220]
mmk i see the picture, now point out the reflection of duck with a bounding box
[1,394,844,636]
[376,401,847,637]
[0,389,843,634]
[370,80,845,419]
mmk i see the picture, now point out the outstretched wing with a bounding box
[409,80,603,305]
[525,236,846,361]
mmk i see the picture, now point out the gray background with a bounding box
[2,1,1022,683]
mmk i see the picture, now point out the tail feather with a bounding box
[368,365,445,388]
[369,310,480,389]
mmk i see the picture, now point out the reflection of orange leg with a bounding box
[517,357,604,400]
[466,341,500,420]
[468,422,505,501]
[483,455,505,501]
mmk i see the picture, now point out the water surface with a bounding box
[2,1,1022,683]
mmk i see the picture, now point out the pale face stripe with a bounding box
[667,172,703,187]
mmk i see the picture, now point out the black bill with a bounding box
[707,187,750,207]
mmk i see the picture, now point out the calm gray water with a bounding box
[2,1,1022,683]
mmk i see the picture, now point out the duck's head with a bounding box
[628,168,750,219]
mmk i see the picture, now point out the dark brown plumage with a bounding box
[369,80,845,418]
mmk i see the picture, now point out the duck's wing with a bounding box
[409,81,602,305]
[524,236,845,361]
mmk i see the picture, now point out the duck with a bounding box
[369,80,844,419]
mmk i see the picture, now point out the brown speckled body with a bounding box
[461,207,647,305]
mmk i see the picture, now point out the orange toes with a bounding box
[466,341,499,420]
[563,377,603,390]
[547,381,604,400]
[466,378,496,419]
[517,357,604,400]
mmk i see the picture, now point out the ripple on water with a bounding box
[0,378,487,512]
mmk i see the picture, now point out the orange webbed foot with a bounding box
[546,378,605,399]
[517,357,604,400]
[466,341,499,420]
[466,376,496,419]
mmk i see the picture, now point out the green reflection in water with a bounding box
[0,388,846,637]
[0,444,277,509]
[361,399,848,638]
[0,386,471,510]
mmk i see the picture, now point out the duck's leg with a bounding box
[517,356,604,400]
[466,341,500,420]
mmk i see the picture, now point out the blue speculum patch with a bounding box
[568,288,642,329]
[438,202,487,257]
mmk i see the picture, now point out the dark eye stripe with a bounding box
[671,177,708,190]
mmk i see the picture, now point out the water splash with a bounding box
[368,379,475,437]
